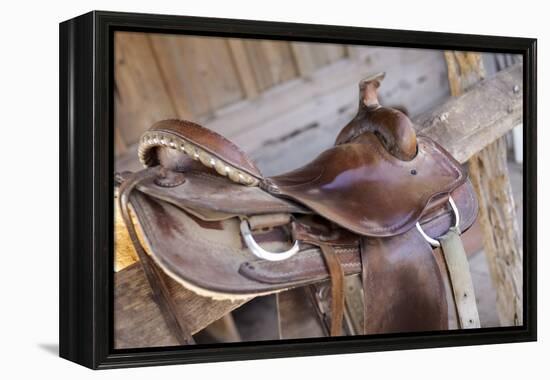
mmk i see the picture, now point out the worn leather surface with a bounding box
[265,133,466,237]
[142,119,263,179]
[335,80,418,161]
[240,180,477,284]
[361,229,448,333]
[126,178,477,296]
[128,190,314,296]
[319,244,345,336]
[119,169,308,222]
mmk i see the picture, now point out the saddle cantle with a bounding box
[118,73,479,343]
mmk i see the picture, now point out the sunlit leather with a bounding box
[265,132,466,237]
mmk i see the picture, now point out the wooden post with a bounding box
[444,52,523,326]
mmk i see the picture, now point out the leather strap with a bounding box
[360,229,448,334]
[439,227,480,329]
[359,238,369,334]
[118,168,195,345]
[248,213,292,230]
[319,244,345,336]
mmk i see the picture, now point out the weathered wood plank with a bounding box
[444,51,485,96]
[230,49,449,150]
[149,34,243,119]
[227,39,259,99]
[115,61,522,177]
[320,44,346,63]
[439,52,522,327]
[249,61,521,175]
[115,46,450,167]
[468,139,523,326]
[114,32,178,148]
[290,42,318,77]
[415,63,522,164]
[290,42,346,77]
[114,262,247,348]
[243,40,298,91]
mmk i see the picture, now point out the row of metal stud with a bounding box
[138,131,259,186]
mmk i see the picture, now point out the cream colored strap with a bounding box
[439,227,481,329]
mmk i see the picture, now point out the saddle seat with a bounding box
[139,119,467,238]
[263,132,466,237]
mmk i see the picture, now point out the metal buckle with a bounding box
[415,196,460,248]
[240,219,300,261]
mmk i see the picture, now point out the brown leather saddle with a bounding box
[117,73,479,344]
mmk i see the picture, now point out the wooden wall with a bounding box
[115,32,453,174]
[115,32,348,154]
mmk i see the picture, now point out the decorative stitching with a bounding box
[251,247,356,269]
[250,261,359,278]
[157,120,261,176]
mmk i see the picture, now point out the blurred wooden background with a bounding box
[113,33,524,345]
[114,32,461,174]
[115,32,519,176]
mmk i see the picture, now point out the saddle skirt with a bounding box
[118,170,477,298]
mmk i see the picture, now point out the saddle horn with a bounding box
[335,72,418,161]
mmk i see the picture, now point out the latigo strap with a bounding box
[360,230,448,334]
[439,227,481,329]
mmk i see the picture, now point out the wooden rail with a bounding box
[415,63,522,164]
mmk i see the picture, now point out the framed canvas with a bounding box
[59,10,537,369]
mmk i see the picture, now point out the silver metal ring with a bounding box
[240,219,300,261]
[415,196,460,248]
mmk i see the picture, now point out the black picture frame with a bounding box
[59,10,537,369]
